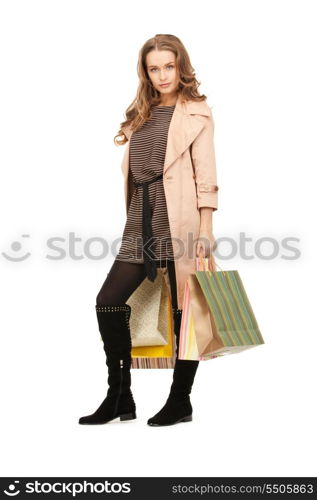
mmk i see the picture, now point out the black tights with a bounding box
[96,258,178,310]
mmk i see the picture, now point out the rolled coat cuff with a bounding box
[197,183,219,210]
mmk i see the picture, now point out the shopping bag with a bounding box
[127,268,171,347]
[179,255,265,360]
[131,290,177,369]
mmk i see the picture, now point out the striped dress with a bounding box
[116,104,176,263]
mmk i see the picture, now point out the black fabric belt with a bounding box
[133,172,163,282]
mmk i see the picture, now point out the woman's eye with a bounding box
[150,65,174,72]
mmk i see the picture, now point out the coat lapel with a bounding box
[163,94,211,174]
[120,93,211,178]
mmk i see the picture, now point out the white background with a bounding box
[0,0,316,477]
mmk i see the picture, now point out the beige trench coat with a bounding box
[120,93,219,310]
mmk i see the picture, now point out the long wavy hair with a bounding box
[114,34,207,146]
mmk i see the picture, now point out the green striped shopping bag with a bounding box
[178,256,265,360]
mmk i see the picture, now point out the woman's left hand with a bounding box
[196,229,216,258]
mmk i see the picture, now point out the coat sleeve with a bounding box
[191,111,219,211]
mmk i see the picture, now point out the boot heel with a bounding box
[120,411,136,421]
[181,414,192,422]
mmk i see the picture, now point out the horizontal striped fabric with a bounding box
[116,105,176,263]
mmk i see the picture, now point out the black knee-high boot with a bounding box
[78,304,136,425]
[147,307,199,426]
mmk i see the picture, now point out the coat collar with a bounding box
[177,94,211,117]
[121,93,211,174]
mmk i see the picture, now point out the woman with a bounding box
[78,34,219,427]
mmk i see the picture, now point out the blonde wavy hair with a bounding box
[114,34,207,146]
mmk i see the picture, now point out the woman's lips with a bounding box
[160,83,170,87]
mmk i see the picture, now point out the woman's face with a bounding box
[146,49,179,97]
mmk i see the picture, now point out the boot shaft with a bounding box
[171,307,199,398]
[95,304,132,356]
[95,304,133,398]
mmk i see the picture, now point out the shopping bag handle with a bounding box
[195,254,224,272]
